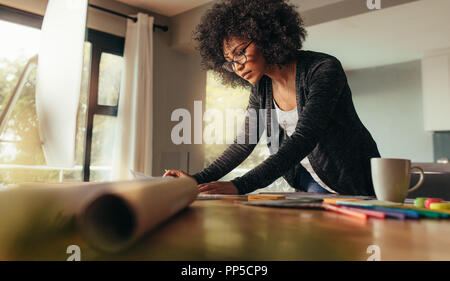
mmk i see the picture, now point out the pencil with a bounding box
[339,205,386,219]
[247,194,286,201]
[323,203,368,220]
[322,198,361,204]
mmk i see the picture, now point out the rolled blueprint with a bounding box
[77,176,198,252]
[0,176,198,255]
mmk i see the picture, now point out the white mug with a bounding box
[370,158,425,203]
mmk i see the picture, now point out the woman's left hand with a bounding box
[198,181,238,194]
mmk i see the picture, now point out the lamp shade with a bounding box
[35,0,88,167]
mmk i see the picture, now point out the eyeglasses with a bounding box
[222,40,253,72]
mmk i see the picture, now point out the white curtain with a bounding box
[112,13,154,180]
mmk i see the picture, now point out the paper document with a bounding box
[130,169,159,179]
[197,194,248,200]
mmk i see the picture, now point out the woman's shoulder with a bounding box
[295,50,345,80]
[253,50,344,92]
[296,49,342,67]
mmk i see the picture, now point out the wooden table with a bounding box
[4,200,450,261]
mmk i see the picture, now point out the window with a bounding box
[0,17,55,185]
[98,53,122,106]
[0,5,124,185]
[205,71,294,192]
[83,29,124,182]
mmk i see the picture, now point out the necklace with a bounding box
[273,61,296,111]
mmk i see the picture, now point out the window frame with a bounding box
[0,4,42,29]
[0,4,124,182]
[84,29,124,181]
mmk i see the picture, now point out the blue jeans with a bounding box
[298,164,330,194]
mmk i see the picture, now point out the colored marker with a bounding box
[429,203,450,210]
[323,203,367,220]
[336,202,407,219]
[338,205,386,219]
[372,206,419,219]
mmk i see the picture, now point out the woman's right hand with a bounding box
[163,169,194,180]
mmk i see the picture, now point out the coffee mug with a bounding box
[370,158,425,203]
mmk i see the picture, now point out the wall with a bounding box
[153,42,206,176]
[346,60,434,162]
[169,2,212,54]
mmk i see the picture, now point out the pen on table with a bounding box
[336,201,406,219]
[338,205,386,219]
[322,203,368,220]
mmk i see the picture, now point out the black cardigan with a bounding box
[193,50,381,196]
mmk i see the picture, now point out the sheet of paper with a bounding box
[242,198,324,209]
[130,169,159,179]
[196,194,248,200]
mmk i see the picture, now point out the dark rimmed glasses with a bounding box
[222,40,253,72]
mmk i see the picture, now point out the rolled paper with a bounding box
[77,177,198,252]
[0,177,198,254]
[414,198,426,208]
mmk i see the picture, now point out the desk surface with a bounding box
[6,200,450,260]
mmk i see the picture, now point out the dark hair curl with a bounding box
[193,0,307,88]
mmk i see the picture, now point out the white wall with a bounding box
[346,60,434,162]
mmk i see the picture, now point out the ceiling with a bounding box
[116,0,213,16]
[302,0,450,70]
[116,0,346,17]
[291,0,346,11]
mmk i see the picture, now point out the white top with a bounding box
[273,99,336,193]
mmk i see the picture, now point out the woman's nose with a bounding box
[235,62,245,72]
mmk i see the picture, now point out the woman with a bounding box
[164,0,380,196]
